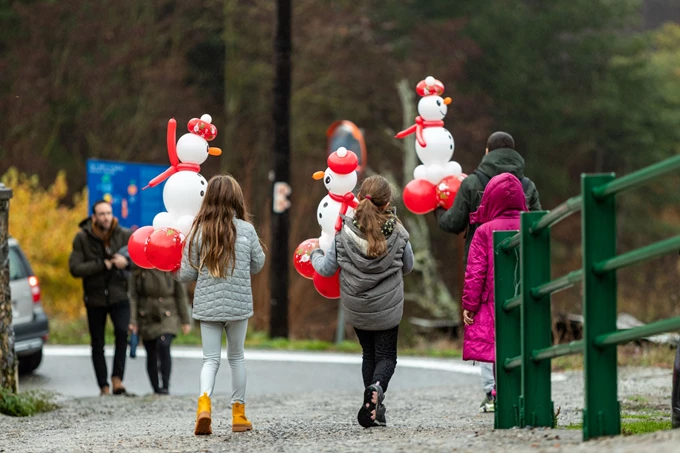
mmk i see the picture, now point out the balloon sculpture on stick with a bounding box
[293,147,359,299]
[396,76,466,214]
[128,114,222,272]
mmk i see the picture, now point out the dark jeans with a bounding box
[143,334,175,392]
[354,325,399,392]
[86,300,131,389]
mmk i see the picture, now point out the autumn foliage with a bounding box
[2,169,88,320]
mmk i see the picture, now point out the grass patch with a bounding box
[564,410,671,435]
[0,388,59,417]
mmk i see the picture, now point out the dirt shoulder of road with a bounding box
[0,365,677,453]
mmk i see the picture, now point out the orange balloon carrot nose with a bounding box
[208,147,222,156]
[312,171,325,180]
[444,97,452,105]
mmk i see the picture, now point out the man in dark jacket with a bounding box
[435,131,541,413]
[436,131,541,264]
[69,200,132,396]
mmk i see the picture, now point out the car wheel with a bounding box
[18,349,43,375]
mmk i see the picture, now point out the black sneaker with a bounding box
[357,384,385,428]
[375,404,387,426]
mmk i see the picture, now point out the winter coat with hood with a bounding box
[68,217,132,308]
[437,147,540,263]
[462,173,527,363]
[129,268,191,340]
[310,215,414,331]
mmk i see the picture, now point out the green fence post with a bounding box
[494,231,522,429]
[582,173,620,440]
[520,211,554,427]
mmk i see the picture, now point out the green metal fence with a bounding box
[493,155,680,440]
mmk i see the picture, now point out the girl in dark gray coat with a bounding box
[311,175,414,428]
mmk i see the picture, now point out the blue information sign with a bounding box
[87,159,167,229]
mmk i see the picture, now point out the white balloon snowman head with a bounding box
[312,147,359,195]
[176,114,222,165]
[417,76,452,121]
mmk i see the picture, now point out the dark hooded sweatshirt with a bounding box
[437,148,541,263]
[311,216,414,331]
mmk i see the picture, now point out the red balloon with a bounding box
[145,227,185,272]
[436,173,467,210]
[313,269,341,299]
[128,226,155,269]
[403,179,438,214]
[293,238,319,280]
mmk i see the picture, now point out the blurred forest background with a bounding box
[2,0,680,343]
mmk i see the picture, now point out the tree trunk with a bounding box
[0,183,17,392]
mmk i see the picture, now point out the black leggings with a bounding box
[143,334,175,392]
[354,325,399,392]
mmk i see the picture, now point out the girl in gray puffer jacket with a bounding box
[311,175,414,428]
[176,174,266,436]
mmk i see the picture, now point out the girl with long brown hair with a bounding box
[311,175,414,428]
[175,174,266,436]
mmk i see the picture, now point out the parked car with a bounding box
[8,237,49,374]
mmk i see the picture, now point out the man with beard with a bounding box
[69,200,132,396]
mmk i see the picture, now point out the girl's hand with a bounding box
[128,324,138,334]
[182,324,191,335]
[463,310,475,326]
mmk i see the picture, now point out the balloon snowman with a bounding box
[313,147,359,252]
[128,115,222,272]
[293,147,360,299]
[396,76,466,214]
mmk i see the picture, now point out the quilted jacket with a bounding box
[175,219,266,322]
[462,173,527,363]
[311,215,414,331]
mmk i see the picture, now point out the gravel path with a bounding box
[1,366,677,453]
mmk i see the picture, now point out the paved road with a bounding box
[20,345,484,397]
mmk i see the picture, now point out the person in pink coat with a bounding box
[462,173,528,406]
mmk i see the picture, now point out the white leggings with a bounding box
[199,319,248,404]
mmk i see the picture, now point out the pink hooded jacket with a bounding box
[462,173,528,363]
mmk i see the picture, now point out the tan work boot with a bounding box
[194,393,212,435]
[232,402,253,432]
[111,376,126,395]
[100,385,110,396]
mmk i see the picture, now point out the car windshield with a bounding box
[9,246,29,281]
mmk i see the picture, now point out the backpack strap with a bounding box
[473,169,491,189]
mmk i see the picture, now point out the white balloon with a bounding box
[153,212,175,229]
[418,96,447,121]
[176,133,209,165]
[413,165,427,180]
[323,169,357,195]
[316,195,341,235]
[318,231,335,253]
[416,127,454,166]
[175,215,195,236]
[424,164,448,185]
[200,114,212,123]
[444,160,462,176]
[163,171,208,218]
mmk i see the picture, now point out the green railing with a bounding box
[493,154,680,441]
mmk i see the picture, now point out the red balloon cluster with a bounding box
[403,174,467,214]
[128,226,185,272]
[293,238,341,299]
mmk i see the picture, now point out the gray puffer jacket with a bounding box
[175,219,265,322]
[311,216,414,331]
